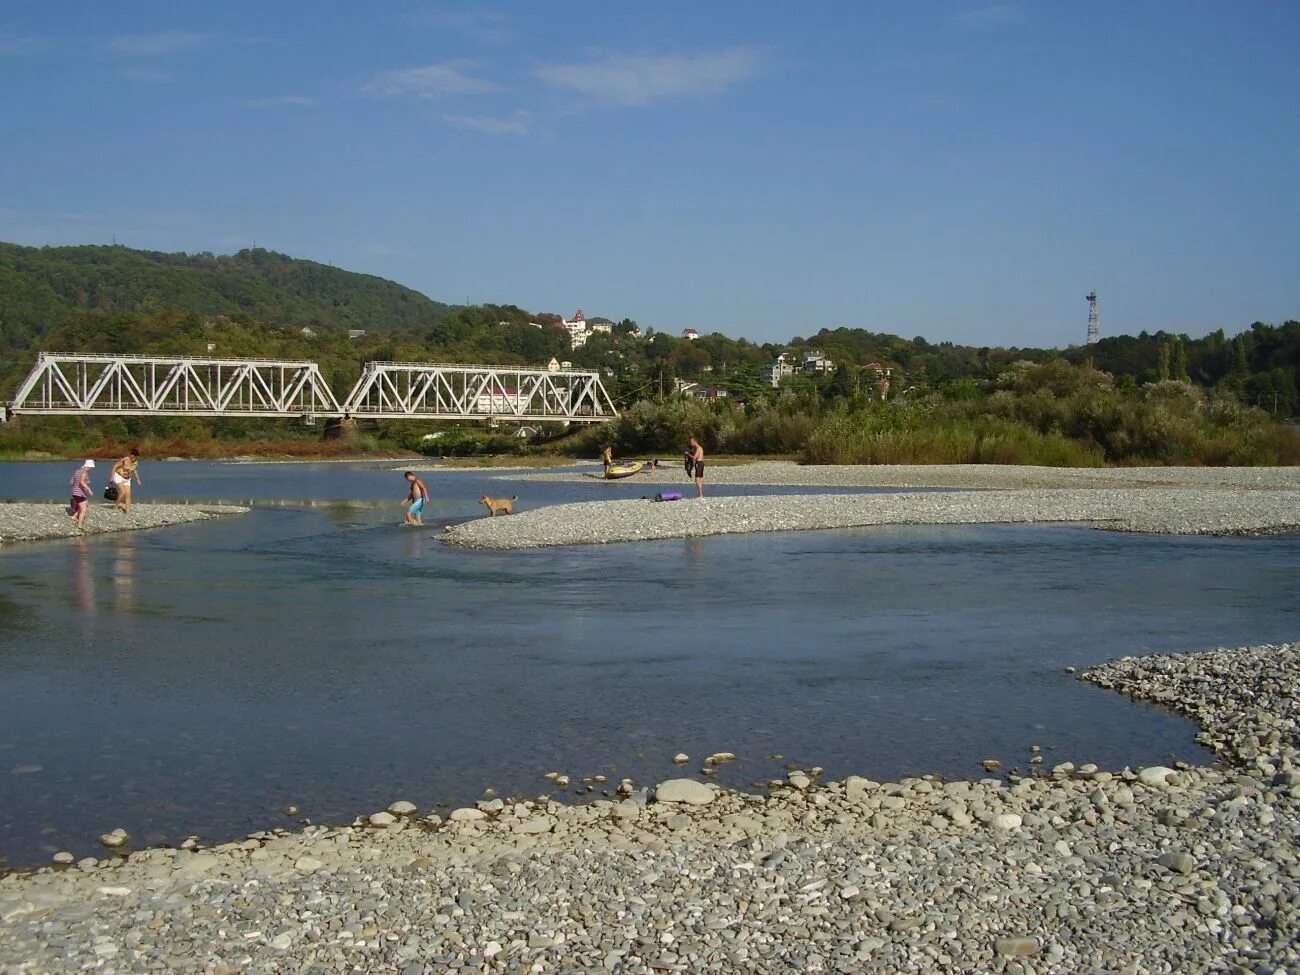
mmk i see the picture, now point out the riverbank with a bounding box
[442,486,1300,550]
[0,503,249,546]
[508,459,1300,490]
[0,639,1295,972]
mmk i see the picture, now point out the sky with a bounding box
[2,2,1297,348]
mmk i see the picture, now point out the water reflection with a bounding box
[111,536,137,615]
[70,538,94,615]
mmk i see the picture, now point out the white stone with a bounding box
[513,815,556,834]
[294,856,325,873]
[388,801,418,816]
[96,886,133,897]
[52,851,74,864]
[673,753,689,764]
[369,811,397,827]
[990,813,1023,831]
[484,941,503,959]
[654,779,716,805]
[845,776,878,800]
[1137,765,1178,787]
[449,807,488,822]
[787,772,812,790]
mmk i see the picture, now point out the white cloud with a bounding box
[951,5,1023,28]
[0,31,45,55]
[536,48,761,107]
[245,94,316,109]
[442,111,531,136]
[414,10,514,45]
[107,31,209,56]
[363,61,501,98]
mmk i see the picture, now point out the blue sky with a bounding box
[2,2,1297,347]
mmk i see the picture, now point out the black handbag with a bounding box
[104,483,119,501]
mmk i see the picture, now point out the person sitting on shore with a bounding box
[111,448,143,516]
[68,459,94,530]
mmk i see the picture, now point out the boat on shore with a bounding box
[604,461,645,479]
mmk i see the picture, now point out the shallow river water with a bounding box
[2,461,1299,867]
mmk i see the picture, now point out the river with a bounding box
[2,460,1298,867]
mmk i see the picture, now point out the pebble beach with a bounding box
[437,462,1300,550]
[1,639,1296,973]
[0,503,249,547]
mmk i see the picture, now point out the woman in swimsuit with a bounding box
[111,448,143,516]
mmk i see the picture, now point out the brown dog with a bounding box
[479,494,517,517]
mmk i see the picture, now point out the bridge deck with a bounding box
[6,353,617,424]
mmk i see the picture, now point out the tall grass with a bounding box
[804,410,1104,466]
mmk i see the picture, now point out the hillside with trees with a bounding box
[0,242,455,353]
[1,241,1297,465]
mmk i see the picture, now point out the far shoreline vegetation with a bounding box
[1,242,1298,467]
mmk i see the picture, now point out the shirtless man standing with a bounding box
[688,436,705,499]
[403,471,429,525]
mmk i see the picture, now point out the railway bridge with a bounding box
[5,353,618,424]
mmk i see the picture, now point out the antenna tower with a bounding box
[1085,291,1099,345]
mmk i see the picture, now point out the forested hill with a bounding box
[0,243,455,352]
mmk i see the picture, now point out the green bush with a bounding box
[803,406,1105,467]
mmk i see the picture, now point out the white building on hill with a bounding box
[561,309,589,349]
[763,353,797,388]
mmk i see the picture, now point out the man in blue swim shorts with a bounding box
[403,471,429,525]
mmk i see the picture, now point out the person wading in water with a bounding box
[403,471,429,526]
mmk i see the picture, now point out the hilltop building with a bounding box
[561,309,589,349]
[763,353,797,388]
[682,328,700,340]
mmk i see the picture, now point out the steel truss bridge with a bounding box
[6,353,617,424]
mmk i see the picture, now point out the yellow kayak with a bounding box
[605,461,644,479]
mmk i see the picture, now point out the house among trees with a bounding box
[561,309,589,349]
[682,328,700,340]
[763,353,797,388]
[588,317,614,334]
[475,387,527,413]
[802,350,835,375]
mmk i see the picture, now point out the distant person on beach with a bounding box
[68,459,94,530]
[688,436,705,498]
[601,444,613,477]
[403,471,429,526]
[111,448,142,516]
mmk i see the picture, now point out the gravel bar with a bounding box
[509,460,1300,490]
[0,503,249,547]
[2,640,1297,972]
[443,487,1300,550]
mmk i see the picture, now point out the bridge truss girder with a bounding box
[340,362,617,423]
[9,353,341,418]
